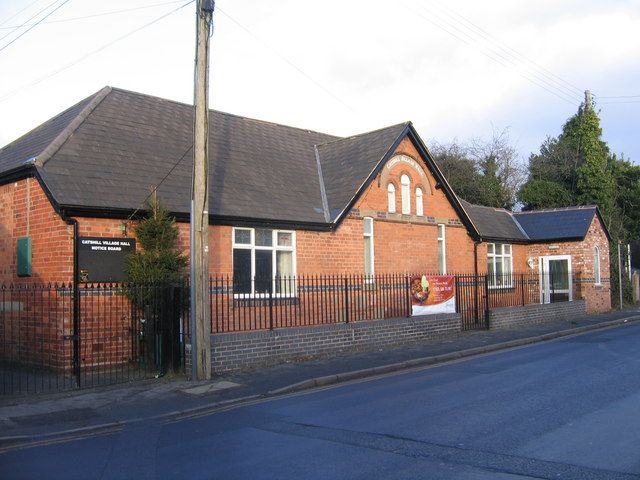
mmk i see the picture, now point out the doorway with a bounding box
[540,255,572,303]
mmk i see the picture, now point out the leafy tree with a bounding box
[518,179,573,210]
[429,140,485,202]
[430,129,523,209]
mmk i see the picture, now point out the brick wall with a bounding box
[489,300,586,329]
[207,313,461,373]
[0,178,74,284]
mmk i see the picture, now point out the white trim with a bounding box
[487,242,513,288]
[232,227,297,297]
[539,255,572,304]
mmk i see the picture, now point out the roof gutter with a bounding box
[57,204,334,232]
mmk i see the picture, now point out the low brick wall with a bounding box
[209,313,461,373]
[489,300,586,330]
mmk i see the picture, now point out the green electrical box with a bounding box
[17,236,32,277]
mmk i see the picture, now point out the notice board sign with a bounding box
[78,237,136,283]
[410,275,456,316]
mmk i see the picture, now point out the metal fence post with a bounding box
[268,279,274,331]
[344,277,349,323]
[483,274,490,327]
[405,275,411,317]
[521,273,526,306]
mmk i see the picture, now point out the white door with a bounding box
[540,255,572,303]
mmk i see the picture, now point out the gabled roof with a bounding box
[0,87,468,232]
[513,206,608,241]
[460,199,610,243]
[319,123,409,221]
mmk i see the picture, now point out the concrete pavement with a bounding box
[1,307,639,451]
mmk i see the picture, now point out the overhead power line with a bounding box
[597,94,640,99]
[0,0,186,30]
[0,0,70,54]
[0,0,43,27]
[599,100,640,105]
[125,144,193,224]
[216,6,356,114]
[0,0,195,103]
[425,0,584,97]
[0,0,59,44]
[401,1,582,106]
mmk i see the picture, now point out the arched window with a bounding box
[594,246,601,285]
[401,174,410,214]
[387,183,396,213]
[415,187,424,216]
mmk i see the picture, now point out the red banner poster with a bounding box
[410,275,456,315]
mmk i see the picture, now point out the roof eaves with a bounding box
[34,86,112,167]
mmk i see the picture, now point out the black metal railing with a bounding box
[2,271,579,395]
[211,273,410,333]
[1,282,188,396]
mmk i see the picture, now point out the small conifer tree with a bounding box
[125,196,187,290]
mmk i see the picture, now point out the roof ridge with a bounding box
[459,198,514,214]
[108,86,341,140]
[35,86,112,167]
[513,205,597,215]
[316,122,410,148]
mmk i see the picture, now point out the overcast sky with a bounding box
[1,0,639,166]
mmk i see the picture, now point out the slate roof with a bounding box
[459,199,529,242]
[0,86,610,242]
[459,198,606,243]
[318,123,409,221]
[513,206,601,241]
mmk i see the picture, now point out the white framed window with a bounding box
[594,246,601,285]
[437,224,446,274]
[487,243,513,288]
[232,227,296,297]
[364,217,374,279]
[387,183,396,213]
[416,187,424,216]
[401,174,411,214]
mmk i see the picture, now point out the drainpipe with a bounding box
[62,212,81,387]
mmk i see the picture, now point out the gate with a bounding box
[1,283,187,396]
[455,274,489,330]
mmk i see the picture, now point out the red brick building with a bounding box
[0,87,611,314]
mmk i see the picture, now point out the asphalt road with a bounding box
[2,323,640,480]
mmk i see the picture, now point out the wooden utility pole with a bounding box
[190,0,214,381]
